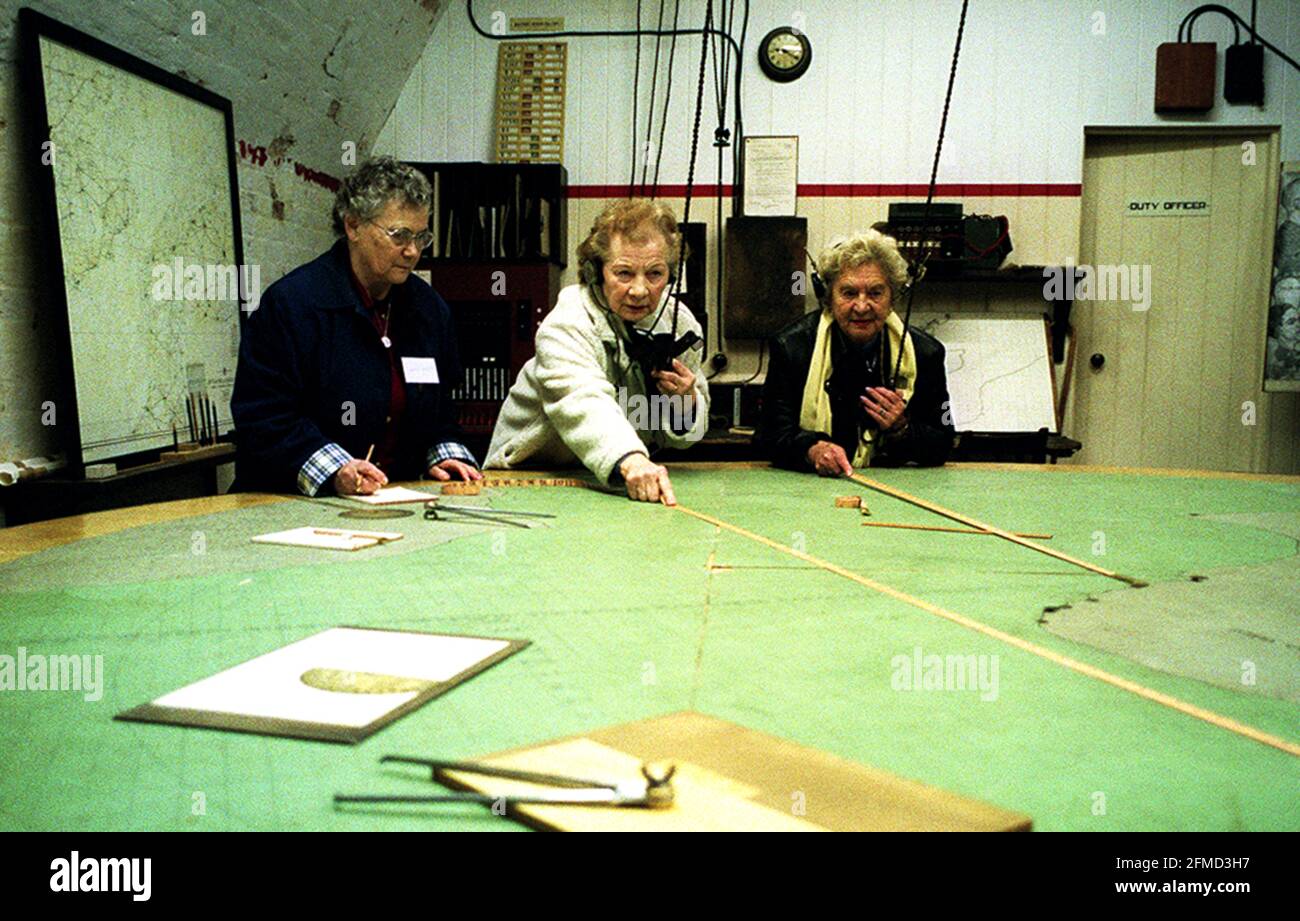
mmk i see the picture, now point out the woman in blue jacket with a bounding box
[231,157,480,495]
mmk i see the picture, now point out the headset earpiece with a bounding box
[804,248,826,302]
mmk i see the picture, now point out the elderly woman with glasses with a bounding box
[232,156,481,495]
[756,229,954,475]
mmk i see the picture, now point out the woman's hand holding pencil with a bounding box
[332,444,387,496]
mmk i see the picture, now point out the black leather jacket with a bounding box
[756,310,955,470]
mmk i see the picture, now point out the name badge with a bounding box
[401,357,440,384]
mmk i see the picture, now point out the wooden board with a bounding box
[495,42,566,163]
[439,711,1033,831]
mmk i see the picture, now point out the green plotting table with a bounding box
[0,463,1296,831]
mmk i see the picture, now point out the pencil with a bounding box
[364,444,374,463]
[186,396,197,444]
[208,397,219,444]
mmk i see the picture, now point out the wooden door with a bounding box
[1071,129,1298,472]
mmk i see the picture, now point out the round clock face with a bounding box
[760,27,811,82]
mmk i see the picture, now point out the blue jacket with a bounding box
[231,239,464,492]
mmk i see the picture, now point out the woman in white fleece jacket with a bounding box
[484,199,709,504]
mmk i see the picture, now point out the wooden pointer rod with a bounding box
[849,473,1148,587]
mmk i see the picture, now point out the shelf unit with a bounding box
[406,162,568,458]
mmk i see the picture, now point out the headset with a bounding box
[583,244,701,379]
[803,240,924,391]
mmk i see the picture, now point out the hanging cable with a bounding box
[1176,4,1300,71]
[466,0,747,202]
[628,1,643,195]
[891,0,970,389]
[651,0,682,195]
[732,1,749,206]
[639,0,668,193]
[667,0,715,341]
[465,0,743,359]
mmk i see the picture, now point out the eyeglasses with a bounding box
[368,221,434,252]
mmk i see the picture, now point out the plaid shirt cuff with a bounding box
[426,441,479,471]
[298,443,353,497]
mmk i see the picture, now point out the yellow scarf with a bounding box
[798,309,917,467]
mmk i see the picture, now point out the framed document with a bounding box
[742,135,799,217]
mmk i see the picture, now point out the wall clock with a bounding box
[758,26,812,82]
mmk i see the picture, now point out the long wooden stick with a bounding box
[850,474,1147,587]
[672,503,1298,758]
[862,521,1053,539]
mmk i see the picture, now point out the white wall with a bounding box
[379,0,1300,184]
[376,1,1300,387]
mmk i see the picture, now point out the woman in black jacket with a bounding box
[757,230,954,475]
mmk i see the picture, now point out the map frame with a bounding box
[20,8,247,477]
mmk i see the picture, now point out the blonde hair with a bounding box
[816,229,910,305]
[577,199,683,286]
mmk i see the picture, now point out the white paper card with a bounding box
[346,486,434,505]
[250,526,402,550]
[402,357,440,384]
[152,628,511,728]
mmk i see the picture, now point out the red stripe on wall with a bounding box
[566,182,1082,198]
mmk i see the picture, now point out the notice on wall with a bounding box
[1126,199,1211,216]
[743,136,799,216]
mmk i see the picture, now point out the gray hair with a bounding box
[816,229,910,305]
[332,156,432,235]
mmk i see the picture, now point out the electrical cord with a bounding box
[639,0,667,193]
[466,0,746,202]
[740,340,765,385]
[669,0,714,342]
[465,0,745,360]
[891,0,970,389]
[1177,4,1300,72]
[651,0,682,194]
[629,0,642,194]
